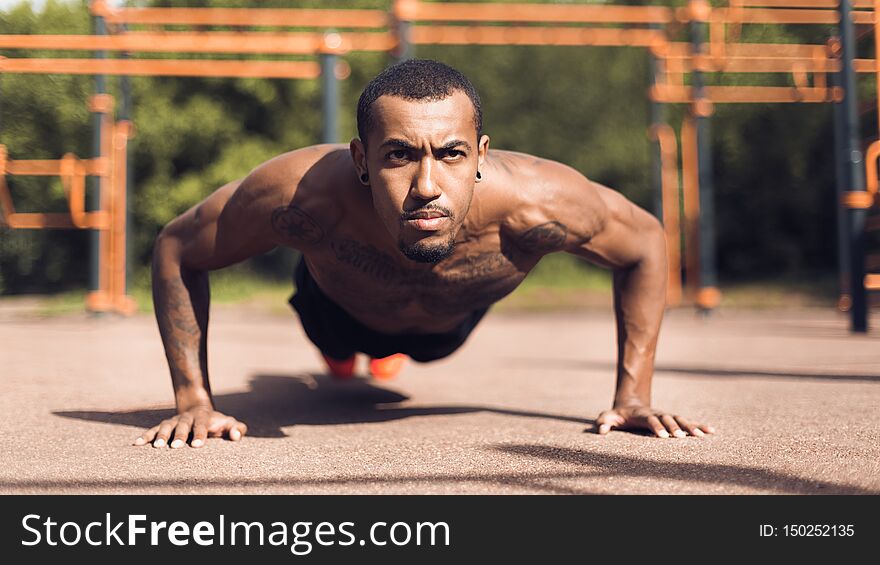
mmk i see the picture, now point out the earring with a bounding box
[476,171,482,181]
[360,173,369,183]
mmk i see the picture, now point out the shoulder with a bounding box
[234,144,352,209]
[227,144,355,248]
[482,150,608,255]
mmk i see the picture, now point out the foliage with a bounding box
[0,0,851,295]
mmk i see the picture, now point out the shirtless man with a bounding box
[136,59,714,449]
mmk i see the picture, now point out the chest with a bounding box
[308,234,533,317]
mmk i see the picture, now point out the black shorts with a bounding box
[289,257,489,363]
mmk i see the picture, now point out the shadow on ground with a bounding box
[55,373,592,438]
[505,358,880,383]
[4,442,874,495]
[493,444,878,495]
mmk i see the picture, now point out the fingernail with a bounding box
[658,430,670,438]
[694,429,705,437]
[230,430,240,440]
[191,439,204,448]
[153,439,166,448]
[170,439,184,449]
[707,426,717,434]
[133,438,145,446]
[673,430,686,438]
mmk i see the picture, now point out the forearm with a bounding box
[611,227,667,408]
[152,234,213,412]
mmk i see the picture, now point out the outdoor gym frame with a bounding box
[0,0,877,333]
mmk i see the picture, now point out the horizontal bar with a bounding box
[5,158,104,176]
[0,58,321,79]
[412,3,674,24]
[0,32,393,54]
[735,0,840,6]
[413,26,664,47]
[737,0,872,7]
[665,56,840,73]
[652,84,835,103]
[4,212,109,230]
[660,42,827,59]
[864,274,880,290]
[710,8,842,24]
[98,7,389,29]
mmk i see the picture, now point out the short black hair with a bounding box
[356,59,482,145]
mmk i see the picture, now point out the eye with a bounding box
[444,149,465,160]
[386,149,408,161]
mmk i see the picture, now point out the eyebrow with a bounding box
[380,138,473,152]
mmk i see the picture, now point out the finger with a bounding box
[674,415,703,437]
[134,425,160,446]
[595,411,624,435]
[661,414,686,438]
[171,414,194,449]
[699,423,716,434]
[229,420,247,441]
[646,415,669,438]
[191,416,208,448]
[153,419,177,448]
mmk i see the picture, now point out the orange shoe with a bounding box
[322,353,356,379]
[368,353,408,380]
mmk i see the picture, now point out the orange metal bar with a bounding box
[652,84,835,103]
[864,140,880,198]
[108,120,136,315]
[411,3,674,24]
[707,8,842,24]
[412,26,665,47]
[665,55,840,73]
[0,145,109,230]
[876,0,880,136]
[680,117,700,299]
[95,6,389,29]
[737,0,838,7]
[0,57,322,79]
[98,103,113,303]
[0,145,15,223]
[0,32,394,54]
[649,123,683,307]
[660,41,830,59]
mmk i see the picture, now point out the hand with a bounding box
[133,406,248,448]
[596,404,715,438]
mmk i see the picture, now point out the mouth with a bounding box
[401,207,452,232]
[404,216,449,231]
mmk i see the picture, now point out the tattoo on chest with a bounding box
[271,205,325,245]
[518,221,568,253]
[330,239,400,283]
[301,219,569,315]
[331,238,518,282]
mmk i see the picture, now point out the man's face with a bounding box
[352,91,489,264]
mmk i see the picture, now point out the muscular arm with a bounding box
[139,173,289,448]
[509,157,713,438]
[152,179,277,412]
[573,185,668,412]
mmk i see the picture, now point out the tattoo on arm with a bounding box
[271,205,325,245]
[518,221,568,254]
[153,271,210,395]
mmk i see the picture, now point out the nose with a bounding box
[409,156,441,201]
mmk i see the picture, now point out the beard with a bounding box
[399,234,456,264]
[398,204,457,263]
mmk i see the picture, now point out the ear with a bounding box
[476,134,490,176]
[349,138,370,185]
